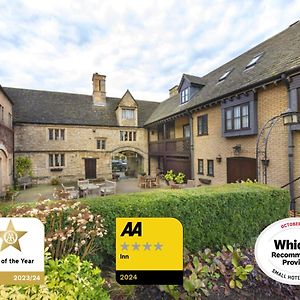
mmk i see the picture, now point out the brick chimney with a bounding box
[92,73,106,106]
[169,85,178,97]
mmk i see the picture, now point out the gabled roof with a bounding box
[145,21,300,125]
[4,87,159,127]
[178,74,205,91]
[0,84,13,105]
[116,89,138,108]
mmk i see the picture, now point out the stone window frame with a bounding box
[122,108,135,120]
[96,138,106,150]
[49,153,65,168]
[120,130,137,142]
[48,128,65,141]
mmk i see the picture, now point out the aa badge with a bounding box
[0,218,44,285]
[116,217,183,285]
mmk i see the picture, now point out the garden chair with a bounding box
[151,175,160,188]
[139,175,147,188]
[61,183,79,199]
[101,180,116,196]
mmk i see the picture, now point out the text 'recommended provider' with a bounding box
[0,218,44,285]
[116,218,183,285]
[255,217,300,285]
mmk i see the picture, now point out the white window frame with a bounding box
[96,139,106,150]
[180,87,189,104]
[49,128,65,140]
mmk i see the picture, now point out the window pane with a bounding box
[61,154,65,166]
[234,117,241,130]
[226,109,232,120]
[102,140,106,149]
[55,154,59,166]
[55,129,59,140]
[49,155,53,167]
[242,105,248,116]
[60,129,65,140]
[242,116,249,128]
[133,132,136,141]
[129,131,132,141]
[49,129,53,140]
[234,106,240,117]
[226,119,232,130]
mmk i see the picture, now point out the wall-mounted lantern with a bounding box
[216,154,222,163]
[233,144,241,155]
[281,108,299,126]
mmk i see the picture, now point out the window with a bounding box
[122,109,135,120]
[198,159,204,175]
[96,139,106,150]
[183,124,191,138]
[8,113,12,128]
[0,104,3,122]
[225,103,249,131]
[181,87,189,104]
[49,129,65,140]
[197,115,208,135]
[245,53,263,69]
[49,154,65,167]
[218,69,232,82]
[207,160,214,177]
[120,131,136,141]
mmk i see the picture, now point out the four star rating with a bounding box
[121,242,163,251]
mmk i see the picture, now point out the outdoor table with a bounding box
[78,183,101,197]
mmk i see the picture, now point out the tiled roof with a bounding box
[4,87,159,127]
[145,21,300,125]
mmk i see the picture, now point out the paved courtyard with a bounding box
[14,178,168,203]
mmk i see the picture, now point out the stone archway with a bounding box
[111,147,147,179]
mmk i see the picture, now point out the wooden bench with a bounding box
[17,176,33,190]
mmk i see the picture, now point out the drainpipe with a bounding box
[286,76,295,211]
[147,129,150,175]
[187,110,194,179]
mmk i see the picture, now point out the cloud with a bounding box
[0,0,299,101]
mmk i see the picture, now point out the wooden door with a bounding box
[227,157,256,183]
[85,158,96,179]
[166,157,191,179]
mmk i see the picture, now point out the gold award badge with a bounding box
[0,218,44,285]
[116,217,183,285]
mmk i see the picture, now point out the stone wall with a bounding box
[15,124,149,183]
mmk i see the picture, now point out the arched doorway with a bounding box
[112,150,144,179]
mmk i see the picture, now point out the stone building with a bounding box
[2,21,300,208]
[4,74,159,183]
[0,85,13,196]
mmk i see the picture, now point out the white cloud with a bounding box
[0,0,299,101]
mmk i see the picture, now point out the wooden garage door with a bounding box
[227,157,257,183]
[166,157,191,179]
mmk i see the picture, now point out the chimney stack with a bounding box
[92,73,106,106]
[169,85,178,97]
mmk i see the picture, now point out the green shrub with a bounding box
[82,183,289,264]
[16,156,33,178]
[0,252,110,299]
[50,177,61,185]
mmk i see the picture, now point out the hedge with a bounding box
[83,183,289,264]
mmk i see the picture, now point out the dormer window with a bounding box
[122,109,135,120]
[218,69,232,82]
[245,53,263,69]
[181,87,189,104]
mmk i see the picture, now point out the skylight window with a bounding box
[218,69,232,82]
[245,53,263,69]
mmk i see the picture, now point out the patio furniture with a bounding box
[139,175,147,188]
[17,176,33,190]
[61,183,79,199]
[100,180,116,196]
[151,175,160,188]
[78,180,102,197]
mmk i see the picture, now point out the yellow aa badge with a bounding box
[116,218,183,285]
[0,218,44,285]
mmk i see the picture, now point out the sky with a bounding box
[0,0,300,102]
